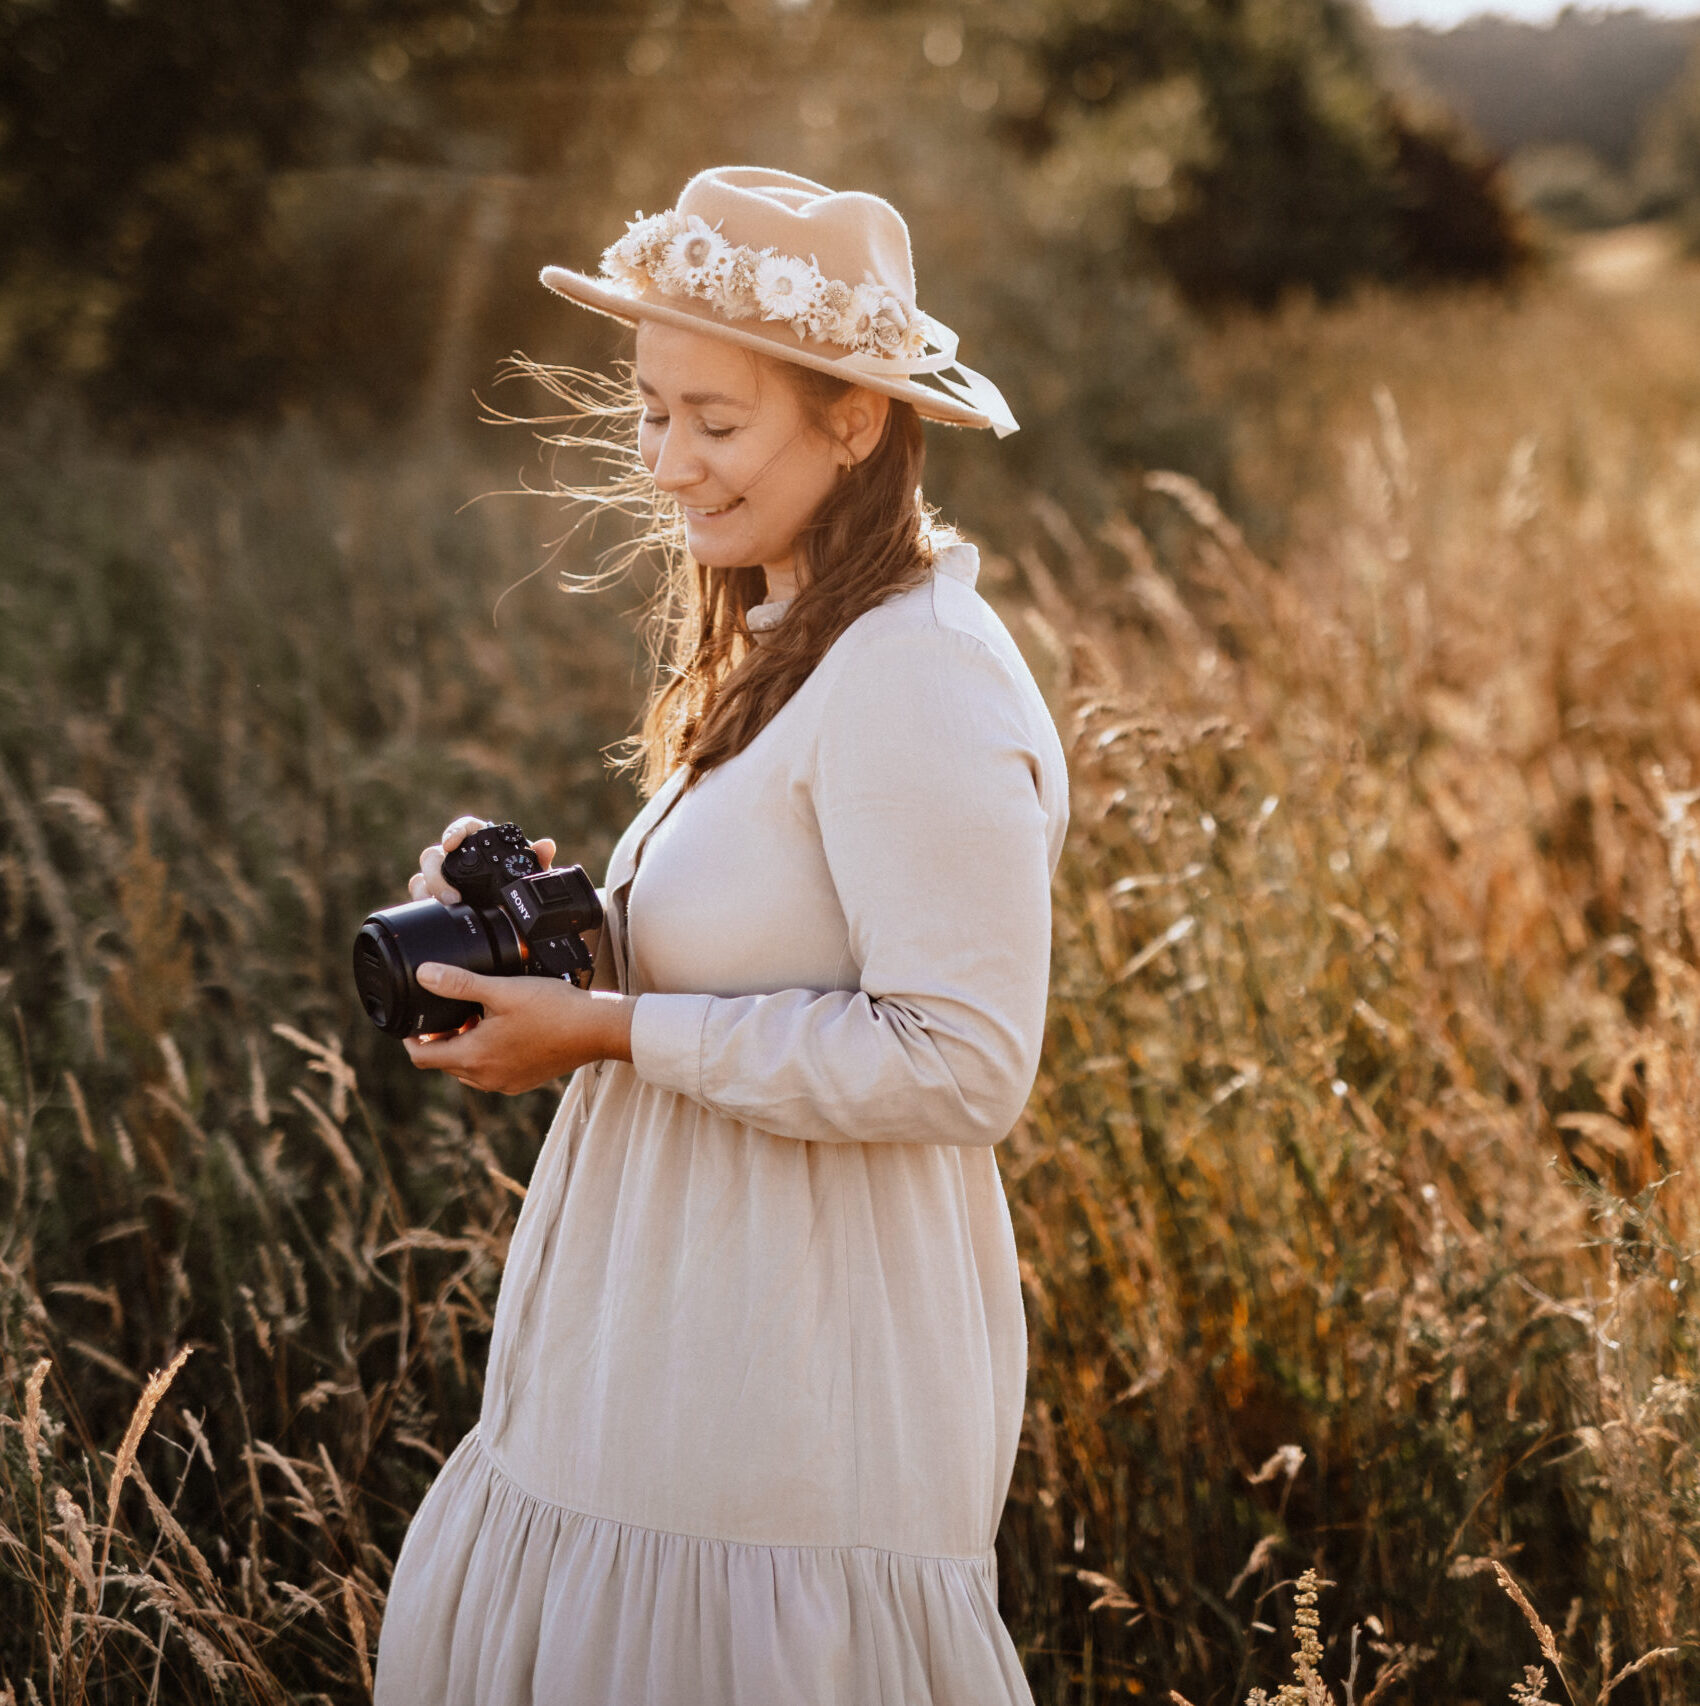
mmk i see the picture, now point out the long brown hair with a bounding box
[504,352,942,795]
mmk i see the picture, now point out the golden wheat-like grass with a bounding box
[4,248,1700,1703]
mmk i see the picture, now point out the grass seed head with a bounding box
[21,1358,50,1486]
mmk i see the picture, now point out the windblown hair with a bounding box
[501,352,942,796]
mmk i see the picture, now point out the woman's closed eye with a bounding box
[641,415,735,440]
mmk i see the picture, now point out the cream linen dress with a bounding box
[374,542,1069,1705]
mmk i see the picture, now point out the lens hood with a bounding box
[353,898,524,1038]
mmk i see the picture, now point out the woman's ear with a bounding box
[831,387,891,469]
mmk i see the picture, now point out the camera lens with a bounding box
[352,899,524,1038]
[353,929,404,1032]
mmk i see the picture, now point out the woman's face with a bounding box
[634,322,879,596]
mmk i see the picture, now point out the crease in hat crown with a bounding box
[540,166,1019,438]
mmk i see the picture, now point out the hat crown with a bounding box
[676,166,918,312]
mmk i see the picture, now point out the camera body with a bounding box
[353,823,604,1039]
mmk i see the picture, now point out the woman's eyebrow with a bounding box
[633,376,747,408]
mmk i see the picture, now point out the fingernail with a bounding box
[418,963,443,988]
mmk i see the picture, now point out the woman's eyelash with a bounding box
[640,415,732,440]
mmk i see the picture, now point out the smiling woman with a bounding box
[374,167,1065,1706]
[633,325,887,605]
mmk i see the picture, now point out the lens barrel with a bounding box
[352,899,524,1038]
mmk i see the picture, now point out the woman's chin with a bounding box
[683,529,755,570]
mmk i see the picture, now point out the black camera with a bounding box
[352,823,604,1038]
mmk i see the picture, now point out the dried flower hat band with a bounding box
[541,166,1019,437]
[596,208,1016,434]
[603,210,938,364]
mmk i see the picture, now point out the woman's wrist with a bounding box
[587,990,636,1064]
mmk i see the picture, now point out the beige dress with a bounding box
[374,543,1069,1705]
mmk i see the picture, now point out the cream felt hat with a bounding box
[540,166,1019,438]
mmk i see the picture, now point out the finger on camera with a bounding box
[440,815,489,853]
[404,1028,476,1069]
[531,837,557,869]
[418,844,461,905]
[417,962,502,1006]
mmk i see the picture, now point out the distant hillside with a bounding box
[1383,10,1698,169]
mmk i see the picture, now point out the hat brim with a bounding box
[540,266,995,432]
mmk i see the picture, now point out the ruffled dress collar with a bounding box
[746,542,980,643]
[746,597,794,635]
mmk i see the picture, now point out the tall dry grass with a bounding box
[998,257,1700,1702]
[3,254,1700,1702]
[0,408,639,1701]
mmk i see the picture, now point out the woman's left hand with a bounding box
[403,964,635,1095]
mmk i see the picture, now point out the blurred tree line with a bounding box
[1385,11,1700,236]
[1388,10,1697,172]
[1010,0,1521,306]
[1644,39,1700,246]
[1,0,1525,481]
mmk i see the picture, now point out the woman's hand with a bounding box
[403,964,634,1094]
[408,816,559,904]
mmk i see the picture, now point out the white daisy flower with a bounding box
[841,282,888,353]
[753,252,826,326]
[660,217,732,298]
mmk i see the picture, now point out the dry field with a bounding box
[1004,240,1700,1702]
[5,240,1700,1703]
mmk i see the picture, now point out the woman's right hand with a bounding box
[408,816,558,905]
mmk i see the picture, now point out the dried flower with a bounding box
[1509,1664,1561,1706]
[752,252,826,325]
[869,297,910,355]
[595,215,939,361]
[657,216,731,294]
[840,282,888,353]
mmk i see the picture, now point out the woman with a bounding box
[374,165,1068,1706]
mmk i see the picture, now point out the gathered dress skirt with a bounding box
[373,1064,1038,1706]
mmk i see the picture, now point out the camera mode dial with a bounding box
[442,822,541,907]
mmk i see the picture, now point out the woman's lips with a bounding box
[684,498,742,520]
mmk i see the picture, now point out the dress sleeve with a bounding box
[627,623,1056,1146]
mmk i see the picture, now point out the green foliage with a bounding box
[0,0,535,421]
[1507,144,1639,233]
[1640,41,1700,249]
[1011,0,1527,306]
[0,0,1527,438]
[1388,12,1699,174]
[1388,13,1700,237]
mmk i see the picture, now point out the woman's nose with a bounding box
[649,427,703,494]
